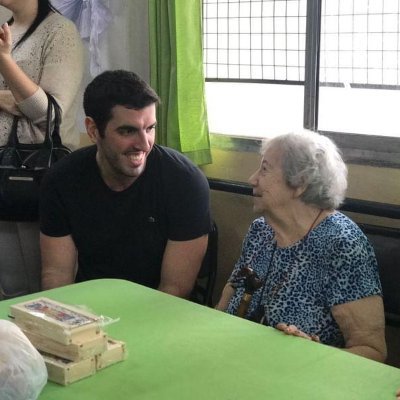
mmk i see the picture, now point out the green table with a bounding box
[0,279,399,399]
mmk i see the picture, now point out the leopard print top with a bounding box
[226,211,381,347]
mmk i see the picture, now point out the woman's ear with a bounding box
[85,117,98,144]
[293,183,307,199]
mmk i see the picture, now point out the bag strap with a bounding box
[44,92,63,148]
[6,92,63,149]
[5,117,20,147]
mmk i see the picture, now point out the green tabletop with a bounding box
[0,279,399,399]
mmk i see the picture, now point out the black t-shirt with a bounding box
[40,145,211,289]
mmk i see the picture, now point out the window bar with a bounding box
[285,0,288,79]
[303,0,322,131]
[239,1,242,79]
[352,0,355,84]
[261,0,264,80]
[273,0,276,80]
[321,0,326,84]
[337,0,340,84]
[297,1,301,80]
[227,0,230,79]
[216,0,219,78]
[398,0,400,85]
[366,0,369,84]
[250,0,253,79]
[381,4,383,84]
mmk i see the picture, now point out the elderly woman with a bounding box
[216,131,386,362]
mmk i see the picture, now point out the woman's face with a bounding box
[249,145,296,214]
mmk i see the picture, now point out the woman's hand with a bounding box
[0,23,12,60]
[0,22,38,104]
[275,322,320,342]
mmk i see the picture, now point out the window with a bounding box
[203,0,307,137]
[203,0,306,81]
[318,0,400,138]
[203,0,400,167]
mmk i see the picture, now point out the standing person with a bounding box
[0,0,84,298]
[40,69,211,298]
[216,131,386,362]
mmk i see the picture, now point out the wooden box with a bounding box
[10,297,101,345]
[24,329,107,361]
[95,338,126,370]
[42,352,96,386]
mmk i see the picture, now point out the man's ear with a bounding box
[85,117,99,144]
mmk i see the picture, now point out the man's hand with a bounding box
[275,322,320,342]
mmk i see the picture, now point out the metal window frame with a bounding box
[304,0,400,168]
[205,0,400,168]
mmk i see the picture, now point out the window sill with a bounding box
[210,132,400,169]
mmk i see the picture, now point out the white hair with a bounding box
[261,131,348,209]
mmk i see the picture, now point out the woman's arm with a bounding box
[0,90,22,115]
[0,17,84,135]
[0,23,39,102]
[215,283,235,311]
[331,295,387,362]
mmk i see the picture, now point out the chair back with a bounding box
[358,223,400,326]
[190,221,218,306]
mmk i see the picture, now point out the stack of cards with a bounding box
[9,297,126,385]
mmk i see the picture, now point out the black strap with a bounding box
[6,117,19,147]
[6,92,63,150]
[44,93,63,148]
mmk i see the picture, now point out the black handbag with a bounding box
[0,93,71,221]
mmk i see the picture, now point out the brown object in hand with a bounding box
[236,266,263,318]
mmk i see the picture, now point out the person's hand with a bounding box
[275,322,320,342]
[0,23,12,59]
[0,90,22,115]
[396,388,400,399]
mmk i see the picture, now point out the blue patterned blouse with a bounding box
[226,212,382,347]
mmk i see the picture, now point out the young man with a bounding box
[40,70,211,298]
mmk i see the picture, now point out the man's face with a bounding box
[91,104,156,190]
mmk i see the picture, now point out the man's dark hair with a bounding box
[10,0,59,49]
[83,70,160,136]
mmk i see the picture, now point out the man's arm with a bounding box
[158,235,208,298]
[331,295,387,362]
[40,233,77,290]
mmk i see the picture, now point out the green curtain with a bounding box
[148,0,212,165]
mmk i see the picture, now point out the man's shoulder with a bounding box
[44,145,96,182]
[151,145,204,177]
[152,144,193,163]
[56,145,95,167]
[149,146,209,194]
